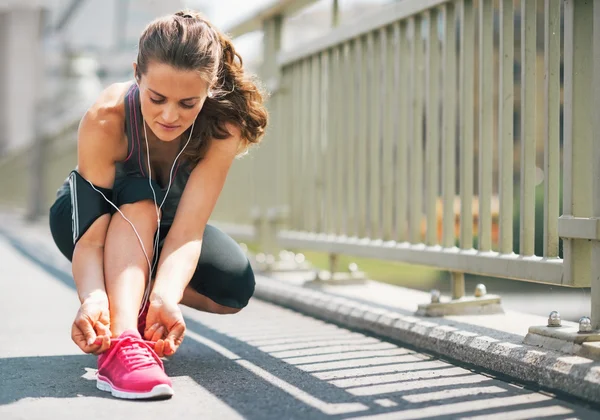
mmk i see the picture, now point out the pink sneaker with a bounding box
[96,330,173,399]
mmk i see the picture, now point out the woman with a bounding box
[49,10,267,400]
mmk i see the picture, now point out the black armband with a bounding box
[68,170,113,244]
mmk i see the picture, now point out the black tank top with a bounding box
[57,83,193,225]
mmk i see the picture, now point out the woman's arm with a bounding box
[150,124,242,304]
[72,86,126,303]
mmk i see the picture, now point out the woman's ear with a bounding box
[132,62,140,85]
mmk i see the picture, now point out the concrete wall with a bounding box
[0,12,7,155]
[1,9,43,155]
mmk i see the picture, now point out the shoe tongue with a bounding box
[119,329,142,340]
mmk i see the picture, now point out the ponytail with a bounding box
[186,25,268,163]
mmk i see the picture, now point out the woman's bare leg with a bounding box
[180,287,241,314]
[103,200,159,336]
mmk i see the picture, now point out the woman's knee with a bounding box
[215,261,255,310]
[118,199,160,221]
[49,193,112,260]
[113,201,163,237]
[189,256,256,311]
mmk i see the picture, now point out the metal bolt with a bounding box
[579,316,593,333]
[295,253,306,264]
[474,284,487,298]
[348,262,359,273]
[547,311,561,327]
[279,250,292,261]
[431,289,441,304]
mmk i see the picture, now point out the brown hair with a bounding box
[136,9,268,163]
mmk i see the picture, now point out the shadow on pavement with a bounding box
[0,354,111,403]
[169,316,598,420]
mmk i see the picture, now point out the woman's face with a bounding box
[135,61,209,142]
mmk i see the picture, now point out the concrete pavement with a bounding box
[1,213,600,419]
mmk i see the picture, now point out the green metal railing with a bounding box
[213,0,600,325]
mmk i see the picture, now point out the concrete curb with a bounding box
[254,275,600,405]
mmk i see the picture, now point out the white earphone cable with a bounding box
[83,114,195,319]
[140,119,195,309]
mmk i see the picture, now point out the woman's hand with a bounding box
[144,295,186,357]
[71,292,111,355]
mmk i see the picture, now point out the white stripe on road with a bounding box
[185,330,369,416]
[402,385,507,403]
[350,394,554,420]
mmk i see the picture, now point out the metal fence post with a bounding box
[560,0,594,291]
[591,0,600,330]
[257,15,283,256]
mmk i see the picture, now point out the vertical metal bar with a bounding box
[342,43,352,236]
[478,0,493,252]
[442,3,457,249]
[460,0,475,249]
[280,67,292,230]
[376,29,386,240]
[592,0,600,330]
[290,63,301,230]
[563,0,594,288]
[410,16,424,244]
[332,0,340,28]
[272,72,281,225]
[519,0,537,256]
[407,18,417,243]
[396,22,409,242]
[260,17,282,246]
[543,0,561,258]
[289,63,298,229]
[382,27,395,241]
[368,31,382,239]
[357,36,368,238]
[297,62,306,231]
[294,60,303,230]
[333,46,344,236]
[498,0,514,255]
[347,41,358,237]
[272,18,284,224]
[310,54,321,233]
[426,9,441,246]
[321,50,331,234]
[302,58,312,231]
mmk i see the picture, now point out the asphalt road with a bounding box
[1,220,600,420]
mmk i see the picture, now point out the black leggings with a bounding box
[49,191,255,310]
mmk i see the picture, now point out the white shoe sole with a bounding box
[97,378,174,400]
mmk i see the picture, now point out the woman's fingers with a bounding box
[72,321,96,351]
[72,326,102,354]
[150,325,165,343]
[74,316,97,347]
[95,322,111,338]
[144,322,159,341]
[154,339,165,357]
[93,334,111,355]
[164,323,186,357]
